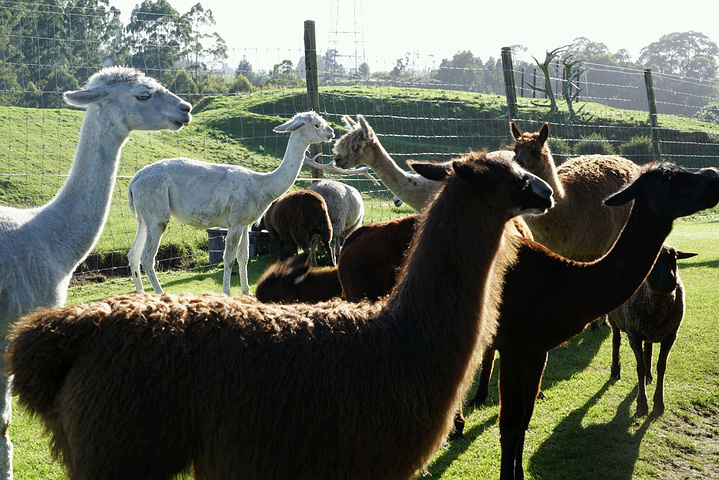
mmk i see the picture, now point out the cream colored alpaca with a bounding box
[127,111,334,296]
[0,66,191,479]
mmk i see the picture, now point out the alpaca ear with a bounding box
[537,123,550,144]
[342,115,357,129]
[273,113,309,133]
[407,160,452,181]
[63,87,109,107]
[676,250,698,260]
[358,115,375,140]
[604,184,636,207]
[510,121,522,140]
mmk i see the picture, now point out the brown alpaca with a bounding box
[261,189,335,266]
[483,163,719,480]
[470,122,641,405]
[509,122,640,260]
[255,252,342,303]
[5,153,554,480]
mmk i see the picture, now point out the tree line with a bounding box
[2,1,718,118]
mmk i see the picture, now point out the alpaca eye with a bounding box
[136,93,152,101]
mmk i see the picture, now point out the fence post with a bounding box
[643,68,662,159]
[304,20,323,178]
[501,47,518,120]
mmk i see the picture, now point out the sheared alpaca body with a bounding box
[0,67,191,479]
[128,111,334,296]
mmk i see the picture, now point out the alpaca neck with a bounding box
[366,141,435,210]
[537,150,565,199]
[38,105,129,270]
[562,202,671,331]
[386,180,508,375]
[262,133,310,201]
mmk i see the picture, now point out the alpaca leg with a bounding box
[140,221,168,294]
[0,346,12,480]
[221,227,242,296]
[643,341,654,384]
[653,334,676,415]
[498,351,546,480]
[469,346,496,406]
[627,334,649,416]
[128,219,148,293]
[610,324,622,380]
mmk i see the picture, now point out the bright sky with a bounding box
[110,0,719,73]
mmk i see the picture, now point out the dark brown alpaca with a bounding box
[255,252,342,303]
[483,162,719,480]
[6,152,554,480]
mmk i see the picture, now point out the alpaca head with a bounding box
[510,122,551,171]
[63,66,192,133]
[647,244,697,293]
[408,151,555,218]
[605,162,719,219]
[272,111,334,144]
[332,114,378,169]
[255,253,312,303]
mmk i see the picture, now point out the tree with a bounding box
[433,50,483,88]
[268,59,304,88]
[125,0,182,71]
[526,46,569,116]
[639,31,719,79]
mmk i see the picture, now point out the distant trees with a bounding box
[639,31,719,78]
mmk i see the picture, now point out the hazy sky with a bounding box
[110,0,719,73]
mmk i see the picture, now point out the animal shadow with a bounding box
[528,381,653,480]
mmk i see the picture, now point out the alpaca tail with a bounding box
[5,302,108,417]
[127,181,136,214]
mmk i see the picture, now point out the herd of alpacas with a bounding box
[1,66,718,480]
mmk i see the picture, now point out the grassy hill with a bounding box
[2,85,719,276]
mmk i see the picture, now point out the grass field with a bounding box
[9,213,719,480]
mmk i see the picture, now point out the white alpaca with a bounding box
[332,114,514,212]
[0,66,191,479]
[127,111,334,296]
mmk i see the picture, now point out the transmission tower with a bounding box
[327,0,367,77]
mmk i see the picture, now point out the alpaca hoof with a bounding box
[652,404,665,416]
[635,405,649,417]
[537,390,546,400]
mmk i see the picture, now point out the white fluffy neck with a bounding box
[262,132,311,200]
[38,106,129,268]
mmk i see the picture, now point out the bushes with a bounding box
[573,133,616,155]
[618,135,654,164]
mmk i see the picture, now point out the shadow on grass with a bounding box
[425,412,499,478]
[157,254,279,293]
[528,381,654,480]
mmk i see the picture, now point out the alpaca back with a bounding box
[528,154,639,260]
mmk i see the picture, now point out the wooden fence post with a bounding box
[304,20,323,179]
[501,47,518,120]
[644,68,662,160]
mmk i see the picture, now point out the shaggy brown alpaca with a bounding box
[255,252,343,303]
[6,152,554,480]
[261,189,335,266]
[485,163,719,480]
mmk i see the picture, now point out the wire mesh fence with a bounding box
[2,2,719,280]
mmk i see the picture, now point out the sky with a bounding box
[109,0,719,73]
